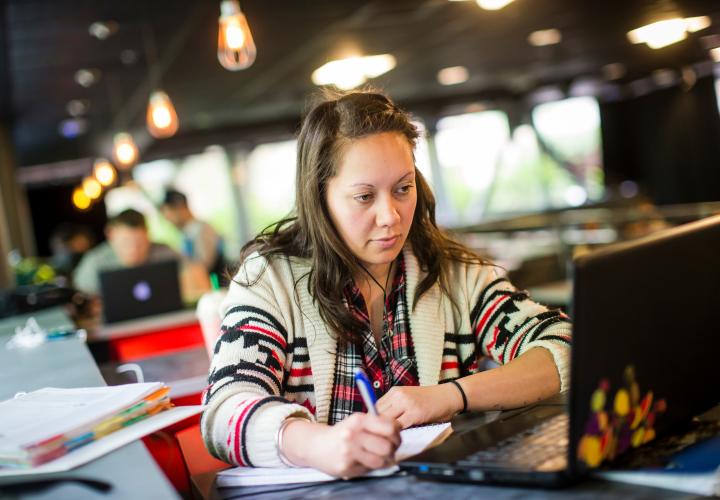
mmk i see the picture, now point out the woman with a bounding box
[202,91,571,478]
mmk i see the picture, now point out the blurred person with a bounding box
[160,189,227,279]
[49,223,96,280]
[73,208,209,305]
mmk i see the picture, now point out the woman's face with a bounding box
[325,132,417,277]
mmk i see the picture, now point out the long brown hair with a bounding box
[238,90,485,344]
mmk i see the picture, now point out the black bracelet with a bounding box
[449,379,468,413]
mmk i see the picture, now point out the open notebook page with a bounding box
[216,422,452,488]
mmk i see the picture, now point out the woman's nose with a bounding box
[376,195,401,227]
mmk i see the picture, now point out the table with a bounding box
[0,308,179,499]
[193,399,701,500]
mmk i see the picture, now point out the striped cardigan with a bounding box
[201,245,572,467]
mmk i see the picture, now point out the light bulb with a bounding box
[218,0,256,70]
[627,16,712,49]
[113,132,139,168]
[477,0,514,11]
[82,177,102,199]
[146,90,179,138]
[72,187,91,210]
[93,159,116,186]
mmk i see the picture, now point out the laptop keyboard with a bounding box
[457,413,569,472]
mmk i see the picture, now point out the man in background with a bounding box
[73,208,209,301]
[160,189,226,279]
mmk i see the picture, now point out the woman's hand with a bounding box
[376,384,464,429]
[282,413,401,478]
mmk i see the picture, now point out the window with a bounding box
[243,140,297,234]
[435,111,511,225]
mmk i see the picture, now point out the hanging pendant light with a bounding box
[72,187,91,211]
[146,90,179,138]
[217,0,256,70]
[113,132,139,169]
[93,158,117,186]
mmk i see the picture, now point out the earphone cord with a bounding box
[356,260,394,334]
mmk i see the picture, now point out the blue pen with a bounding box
[354,367,378,415]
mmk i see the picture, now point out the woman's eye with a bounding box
[355,193,373,202]
[396,184,413,194]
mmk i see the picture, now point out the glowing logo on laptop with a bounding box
[132,281,152,302]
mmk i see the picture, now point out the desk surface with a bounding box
[0,308,179,500]
[196,402,698,500]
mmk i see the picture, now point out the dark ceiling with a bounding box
[2,0,720,168]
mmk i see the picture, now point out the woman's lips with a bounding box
[372,235,400,249]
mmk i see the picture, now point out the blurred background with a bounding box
[2,0,720,297]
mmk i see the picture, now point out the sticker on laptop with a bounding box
[577,365,666,468]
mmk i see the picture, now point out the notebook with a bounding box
[216,423,452,488]
[99,259,183,324]
[401,214,720,487]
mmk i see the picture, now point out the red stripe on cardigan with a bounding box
[441,361,459,370]
[475,295,511,337]
[290,367,313,377]
[240,325,287,349]
[508,330,529,361]
[232,398,261,466]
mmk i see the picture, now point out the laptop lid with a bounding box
[99,259,183,324]
[569,214,720,474]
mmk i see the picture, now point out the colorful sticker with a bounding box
[577,365,666,468]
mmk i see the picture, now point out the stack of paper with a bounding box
[0,383,173,469]
[216,422,453,489]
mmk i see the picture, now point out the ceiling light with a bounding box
[74,69,101,88]
[711,47,720,62]
[476,0,514,11]
[218,0,257,70]
[120,49,138,66]
[58,118,88,138]
[82,177,102,200]
[651,68,677,88]
[601,62,626,81]
[146,90,179,139]
[88,21,118,40]
[437,66,469,85]
[627,16,711,49]
[72,187,91,211]
[113,133,139,169]
[312,54,396,90]
[93,159,117,187]
[66,99,90,117]
[528,29,562,47]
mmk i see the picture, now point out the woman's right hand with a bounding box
[282,413,401,478]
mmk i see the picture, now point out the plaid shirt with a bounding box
[329,254,420,424]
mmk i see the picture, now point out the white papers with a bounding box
[0,405,204,478]
[217,422,452,488]
[396,422,452,461]
[0,383,165,451]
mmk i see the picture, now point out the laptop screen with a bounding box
[99,259,184,324]
[569,215,720,473]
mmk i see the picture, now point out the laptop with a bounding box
[401,214,720,486]
[99,259,184,324]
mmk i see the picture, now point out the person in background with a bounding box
[160,189,226,279]
[49,223,96,281]
[73,208,209,304]
[201,91,571,478]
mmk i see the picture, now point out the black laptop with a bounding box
[401,214,720,486]
[99,259,184,324]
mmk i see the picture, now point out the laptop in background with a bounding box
[99,259,184,324]
[401,214,720,486]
